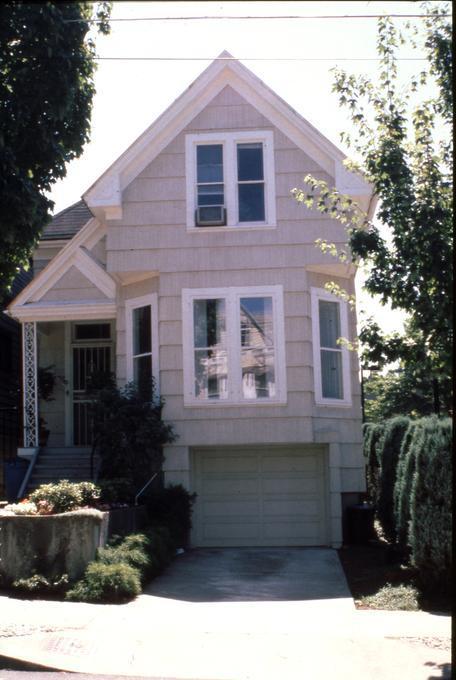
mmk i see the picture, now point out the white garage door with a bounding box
[192,446,328,547]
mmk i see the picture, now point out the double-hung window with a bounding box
[311,287,352,406]
[185,131,276,229]
[196,144,225,225]
[125,294,159,399]
[183,286,286,404]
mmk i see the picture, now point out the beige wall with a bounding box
[40,266,108,303]
[31,86,365,527]
[108,85,364,510]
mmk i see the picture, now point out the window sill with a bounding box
[314,399,353,408]
[187,223,277,233]
[184,398,287,408]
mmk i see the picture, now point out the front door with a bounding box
[71,323,113,446]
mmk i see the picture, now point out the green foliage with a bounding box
[98,478,136,505]
[143,525,176,569]
[393,420,423,552]
[29,480,100,513]
[409,417,452,595]
[146,484,197,548]
[364,362,452,422]
[88,375,176,493]
[12,573,69,595]
[362,422,384,504]
[97,533,151,583]
[37,365,56,402]
[375,417,410,542]
[359,583,419,611]
[0,2,111,296]
[67,527,175,602]
[65,562,141,603]
[293,3,452,406]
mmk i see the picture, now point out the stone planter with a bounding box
[0,509,109,586]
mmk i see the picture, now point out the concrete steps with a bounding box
[26,447,98,493]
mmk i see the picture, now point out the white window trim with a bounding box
[311,287,352,407]
[125,293,160,395]
[185,130,276,230]
[182,285,286,406]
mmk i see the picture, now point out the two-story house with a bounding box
[7,52,375,547]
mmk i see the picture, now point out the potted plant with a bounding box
[37,365,57,447]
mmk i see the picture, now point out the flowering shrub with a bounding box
[29,480,101,513]
[3,501,37,515]
[1,481,102,515]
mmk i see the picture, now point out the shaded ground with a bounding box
[338,541,450,613]
[143,546,353,603]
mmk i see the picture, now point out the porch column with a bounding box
[22,321,38,448]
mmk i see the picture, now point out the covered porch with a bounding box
[20,315,116,453]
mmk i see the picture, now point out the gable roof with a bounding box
[7,215,116,321]
[42,200,93,241]
[83,50,375,221]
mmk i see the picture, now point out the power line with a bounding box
[94,56,427,62]
[65,13,451,23]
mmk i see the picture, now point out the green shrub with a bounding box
[393,420,423,552]
[99,478,136,504]
[143,525,175,570]
[97,533,151,583]
[76,482,101,507]
[12,573,69,596]
[376,416,411,542]
[409,417,452,595]
[87,377,176,492]
[363,422,385,504]
[146,484,196,548]
[29,480,100,513]
[66,562,141,603]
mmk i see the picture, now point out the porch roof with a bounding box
[6,299,116,322]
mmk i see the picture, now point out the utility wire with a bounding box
[65,13,451,23]
[94,56,427,61]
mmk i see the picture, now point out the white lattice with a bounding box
[23,321,38,447]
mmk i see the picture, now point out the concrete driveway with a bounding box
[143,547,353,604]
[0,548,451,679]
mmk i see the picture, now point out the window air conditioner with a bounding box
[195,205,226,227]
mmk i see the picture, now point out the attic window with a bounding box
[186,131,276,229]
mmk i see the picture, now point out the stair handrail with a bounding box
[17,448,40,500]
[134,472,158,506]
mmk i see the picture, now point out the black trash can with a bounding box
[347,503,375,544]
[4,458,29,502]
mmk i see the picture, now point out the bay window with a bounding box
[125,294,159,398]
[183,286,285,404]
[311,287,351,406]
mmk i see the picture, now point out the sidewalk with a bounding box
[0,592,451,679]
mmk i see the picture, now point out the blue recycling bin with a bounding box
[4,458,29,502]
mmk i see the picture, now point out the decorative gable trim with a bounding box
[10,300,117,322]
[83,51,374,221]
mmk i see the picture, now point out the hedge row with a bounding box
[363,416,452,595]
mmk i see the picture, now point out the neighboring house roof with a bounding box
[41,200,93,241]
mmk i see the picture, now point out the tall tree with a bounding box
[0,2,111,296]
[293,2,452,413]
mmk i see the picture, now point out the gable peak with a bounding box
[217,50,235,59]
